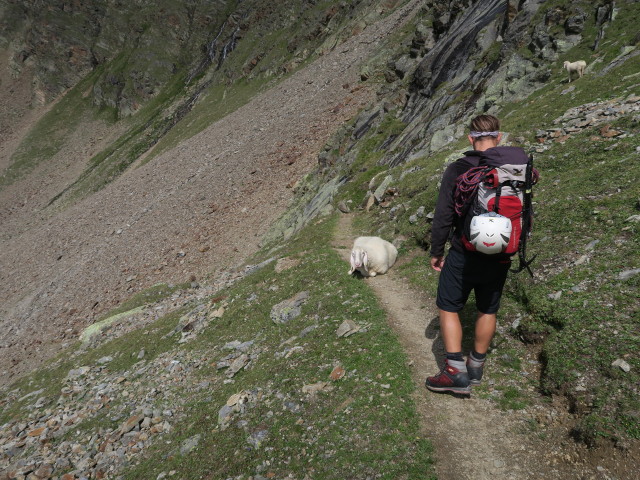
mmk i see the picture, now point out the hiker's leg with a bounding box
[473,258,510,354]
[435,249,472,351]
[427,249,473,393]
[426,308,470,394]
[474,312,496,354]
[440,309,463,353]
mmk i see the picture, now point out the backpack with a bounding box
[454,149,539,276]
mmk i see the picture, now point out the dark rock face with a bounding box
[412,0,507,95]
[565,10,587,35]
[352,0,595,167]
[1,0,386,117]
[2,0,235,112]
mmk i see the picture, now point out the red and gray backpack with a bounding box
[454,148,539,275]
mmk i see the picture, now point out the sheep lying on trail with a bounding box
[563,60,586,82]
[348,236,398,277]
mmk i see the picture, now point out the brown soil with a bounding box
[333,212,638,480]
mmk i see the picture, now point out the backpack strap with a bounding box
[511,155,537,277]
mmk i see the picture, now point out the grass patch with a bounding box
[0,69,104,189]
[496,386,528,411]
[0,215,435,478]
[119,215,435,479]
[317,2,640,442]
[95,283,190,323]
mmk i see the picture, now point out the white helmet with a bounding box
[469,212,512,254]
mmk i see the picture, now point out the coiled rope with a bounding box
[454,166,488,216]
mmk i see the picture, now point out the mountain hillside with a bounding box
[0,0,639,478]
[0,0,414,383]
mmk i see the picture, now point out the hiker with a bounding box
[426,114,533,395]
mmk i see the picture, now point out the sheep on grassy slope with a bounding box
[348,236,398,277]
[563,60,586,82]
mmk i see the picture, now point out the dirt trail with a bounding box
[332,213,580,480]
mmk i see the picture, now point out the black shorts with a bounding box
[436,248,511,314]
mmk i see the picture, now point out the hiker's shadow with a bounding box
[425,304,478,370]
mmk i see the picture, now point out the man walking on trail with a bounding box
[426,114,529,395]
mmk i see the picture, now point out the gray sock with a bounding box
[468,352,486,367]
[447,358,468,372]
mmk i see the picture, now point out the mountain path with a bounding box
[332,213,577,480]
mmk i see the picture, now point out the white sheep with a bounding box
[348,236,398,277]
[563,60,586,82]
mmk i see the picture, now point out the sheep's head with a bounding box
[350,247,368,272]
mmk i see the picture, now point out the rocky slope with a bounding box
[0,0,639,478]
[0,0,419,384]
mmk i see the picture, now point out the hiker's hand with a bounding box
[431,256,444,272]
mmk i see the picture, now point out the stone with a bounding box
[270,291,309,324]
[548,291,562,301]
[585,240,600,250]
[209,305,226,318]
[275,256,301,273]
[373,176,393,202]
[393,55,414,79]
[283,401,302,413]
[302,382,331,395]
[120,415,144,434]
[574,255,589,266]
[336,319,360,337]
[299,324,318,337]
[226,391,247,407]
[329,366,345,381]
[247,429,269,449]
[363,192,376,212]
[612,359,631,373]
[227,354,249,377]
[337,201,350,213]
[67,366,91,379]
[179,434,201,455]
[27,427,46,437]
[618,268,640,281]
[218,405,234,425]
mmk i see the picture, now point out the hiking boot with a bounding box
[425,359,471,394]
[466,353,486,386]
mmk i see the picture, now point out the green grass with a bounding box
[122,216,435,478]
[3,1,640,472]
[310,1,640,446]
[0,215,435,479]
[94,282,190,323]
[0,68,105,189]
